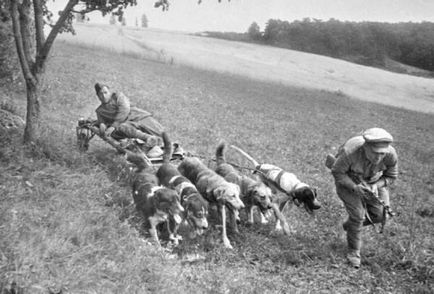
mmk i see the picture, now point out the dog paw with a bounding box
[260,218,269,224]
[275,223,283,231]
[223,238,233,249]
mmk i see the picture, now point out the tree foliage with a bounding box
[0,1,20,83]
[247,21,261,41]
[254,18,434,70]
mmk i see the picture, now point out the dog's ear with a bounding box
[151,191,161,209]
[214,187,225,201]
[293,197,302,207]
[291,190,303,206]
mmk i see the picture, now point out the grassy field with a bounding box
[58,24,434,115]
[0,38,433,293]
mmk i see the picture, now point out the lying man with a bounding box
[94,82,165,154]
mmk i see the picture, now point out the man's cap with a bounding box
[362,128,393,153]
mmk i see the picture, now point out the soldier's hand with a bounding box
[354,184,375,198]
[99,123,107,135]
[104,126,115,137]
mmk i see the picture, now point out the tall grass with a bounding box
[0,39,433,293]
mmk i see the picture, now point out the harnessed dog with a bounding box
[156,133,209,240]
[215,142,292,234]
[178,157,244,249]
[127,150,184,246]
[230,145,321,232]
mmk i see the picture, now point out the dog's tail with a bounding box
[161,132,173,164]
[215,141,227,166]
[125,150,152,171]
[230,145,260,168]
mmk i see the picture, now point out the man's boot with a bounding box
[346,250,361,269]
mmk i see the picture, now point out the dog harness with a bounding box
[169,175,197,199]
[147,186,165,198]
[257,164,308,193]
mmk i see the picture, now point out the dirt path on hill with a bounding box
[58,24,434,115]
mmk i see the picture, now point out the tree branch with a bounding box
[10,0,36,86]
[35,0,78,71]
[71,7,98,14]
[33,0,45,54]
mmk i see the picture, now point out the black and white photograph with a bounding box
[1,0,433,293]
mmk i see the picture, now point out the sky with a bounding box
[48,0,434,33]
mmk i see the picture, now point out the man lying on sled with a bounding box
[94,82,165,157]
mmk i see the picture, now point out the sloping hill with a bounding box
[60,25,434,113]
[58,23,434,115]
[2,32,433,293]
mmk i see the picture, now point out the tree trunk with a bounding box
[23,77,40,143]
[10,0,40,143]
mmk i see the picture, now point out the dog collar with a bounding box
[168,175,183,186]
[294,182,309,190]
[177,182,197,201]
[148,186,164,197]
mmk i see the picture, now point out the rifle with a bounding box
[355,178,396,233]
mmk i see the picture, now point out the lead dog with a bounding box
[178,156,244,249]
[230,145,321,231]
[156,133,209,240]
[127,150,184,246]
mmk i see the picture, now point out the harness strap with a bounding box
[362,197,377,231]
[274,170,286,187]
[135,182,154,194]
[183,192,198,203]
[168,175,182,186]
[293,182,309,190]
[177,182,197,202]
[380,206,387,233]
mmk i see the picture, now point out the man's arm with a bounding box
[112,92,131,127]
[377,151,399,188]
[331,152,359,192]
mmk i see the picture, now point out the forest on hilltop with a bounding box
[205,18,434,75]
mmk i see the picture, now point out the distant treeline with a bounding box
[204,18,434,72]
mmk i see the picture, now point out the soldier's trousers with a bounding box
[336,185,389,251]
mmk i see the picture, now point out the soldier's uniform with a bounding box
[330,128,398,268]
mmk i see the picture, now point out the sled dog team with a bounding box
[93,83,398,269]
[128,132,321,250]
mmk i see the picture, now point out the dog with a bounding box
[215,141,276,226]
[156,133,209,240]
[230,145,321,231]
[178,156,244,249]
[127,150,184,246]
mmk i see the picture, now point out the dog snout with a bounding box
[310,198,321,210]
[190,216,208,235]
[200,218,208,229]
[237,199,245,209]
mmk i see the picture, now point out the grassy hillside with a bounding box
[0,39,433,293]
[59,24,434,115]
